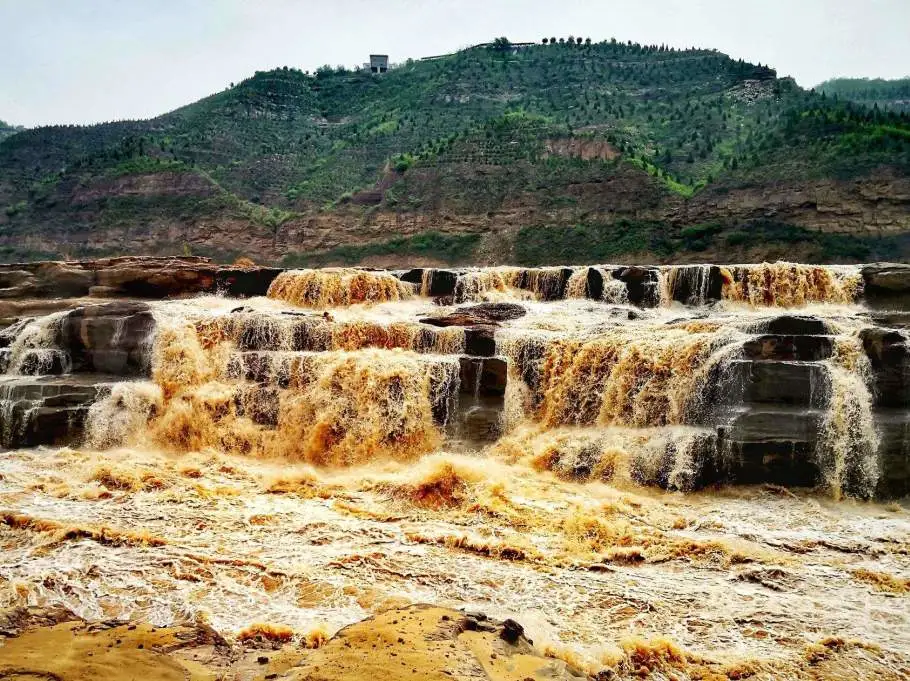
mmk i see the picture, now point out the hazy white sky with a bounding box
[2,0,908,127]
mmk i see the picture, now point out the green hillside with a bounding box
[0,120,23,143]
[817,77,910,113]
[1,38,909,265]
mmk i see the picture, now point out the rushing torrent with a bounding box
[0,260,908,680]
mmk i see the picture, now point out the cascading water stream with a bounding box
[2,261,909,677]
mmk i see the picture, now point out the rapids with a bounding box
[1,261,908,679]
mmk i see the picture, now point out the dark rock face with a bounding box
[725,360,830,407]
[753,315,831,336]
[56,302,155,376]
[875,409,910,498]
[860,327,910,407]
[585,268,604,300]
[513,267,574,301]
[458,358,507,397]
[611,266,660,307]
[742,335,834,361]
[666,265,724,305]
[0,377,115,448]
[862,263,910,296]
[463,327,496,357]
[399,269,458,297]
[215,268,283,297]
[456,303,526,322]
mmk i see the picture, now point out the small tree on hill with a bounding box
[576,37,583,45]
[542,37,548,44]
[585,37,592,45]
[550,36,557,44]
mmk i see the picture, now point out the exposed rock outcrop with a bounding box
[0,256,282,301]
[56,302,155,375]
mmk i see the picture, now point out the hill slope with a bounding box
[0,120,24,143]
[817,77,910,113]
[1,38,909,265]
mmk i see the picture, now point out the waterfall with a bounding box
[267,268,414,307]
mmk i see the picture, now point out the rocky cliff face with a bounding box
[2,169,909,266]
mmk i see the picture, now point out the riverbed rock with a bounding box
[56,302,155,376]
[399,268,458,297]
[94,258,218,297]
[458,357,508,396]
[463,327,496,357]
[611,266,660,307]
[860,326,910,407]
[284,605,583,681]
[861,263,910,295]
[666,265,725,305]
[753,315,831,336]
[0,262,96,299]
[0,376,117,448]
[742,334,835,361]
[456,302,526,322]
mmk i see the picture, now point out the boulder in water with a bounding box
[422,302,525,328]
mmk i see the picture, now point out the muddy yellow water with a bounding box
[1,264,909,680]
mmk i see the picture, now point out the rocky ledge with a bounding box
[0,256,282,302]
[2,258,910,309]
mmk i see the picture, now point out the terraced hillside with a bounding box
[1,38,909,264]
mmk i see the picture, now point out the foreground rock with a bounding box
[284,605,585,681]
[0,375,120,448]
[0,606,587,681]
